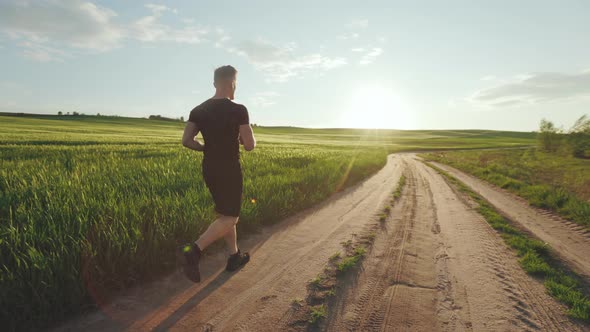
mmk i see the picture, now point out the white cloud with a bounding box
[19,40,72,62]
[249,91,280,108]
[346,19,369,29]
[0,1,357,83]
[214,28,231,48]
[0,0,123,54]
[359,47,383,65]
[338,19,368,40]
[341,21,384,64]
[0,1,211,61]
[337,32,360,40]
[468,70,590,107]
[130,5,208,44]
[145,4,176,15]
[231,39,346,82]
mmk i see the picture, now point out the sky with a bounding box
[0,0,589,131]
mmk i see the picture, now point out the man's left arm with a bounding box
[182,121,204,152]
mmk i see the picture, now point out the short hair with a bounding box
[214,65,237,83]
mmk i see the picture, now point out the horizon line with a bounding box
[0,111,537,133]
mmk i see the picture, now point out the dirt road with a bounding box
[432,161,590,281]
[325,154,582,331]
[53,154,585,332]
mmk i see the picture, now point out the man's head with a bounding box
[213,65,237,100]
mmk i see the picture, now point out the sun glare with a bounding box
[341,85,413,129]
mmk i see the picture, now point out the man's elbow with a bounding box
[244,141,256,151]
[181,138,191,148]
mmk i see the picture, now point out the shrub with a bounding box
[538,119,563,152]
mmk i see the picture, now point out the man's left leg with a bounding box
[223,224,238,255]
[222,218,249,271]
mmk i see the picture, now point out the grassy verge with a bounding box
[424,161,590,322]
[422,149,590,228]
[393,175,406,200]
[286,175,407,329]
[309,304,328,325]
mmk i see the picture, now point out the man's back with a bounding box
[181,65,255,284]
[188,98,249,162]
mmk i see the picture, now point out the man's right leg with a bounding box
[195,214,238,250]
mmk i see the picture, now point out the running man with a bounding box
[180,65,256,283]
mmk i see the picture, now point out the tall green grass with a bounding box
[0,141,388,331]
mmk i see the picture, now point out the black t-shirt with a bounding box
[188,98,249,162]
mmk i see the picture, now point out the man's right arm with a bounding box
[182,121,204,151]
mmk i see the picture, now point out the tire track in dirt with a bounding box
[325,154,583,331]
[431,161,590,281]
[418,155,582,331]
[378,164,444,332]
[326,161,434,332]
[325,158,455,331]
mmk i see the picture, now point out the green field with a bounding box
[0,114,536,330]
[423,149,590,228]
[0,114,536,148]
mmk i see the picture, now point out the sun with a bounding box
[341,85,413,129]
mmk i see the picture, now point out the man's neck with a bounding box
[212,91,231,99]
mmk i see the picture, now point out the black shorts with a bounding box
[202,159,243,217]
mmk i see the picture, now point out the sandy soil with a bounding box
[325,154,583,332]
[432,161,590,281]
[51,154,586,332]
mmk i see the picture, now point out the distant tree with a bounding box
[180,116,185,122]
[97,113,101,117]
[569,114,590,134]
[148,114,179,122]
[66,112,70,116]
[538,119,562,152]
[73,111,80,116]
[58,111,63,116]
[567,115,590,158]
